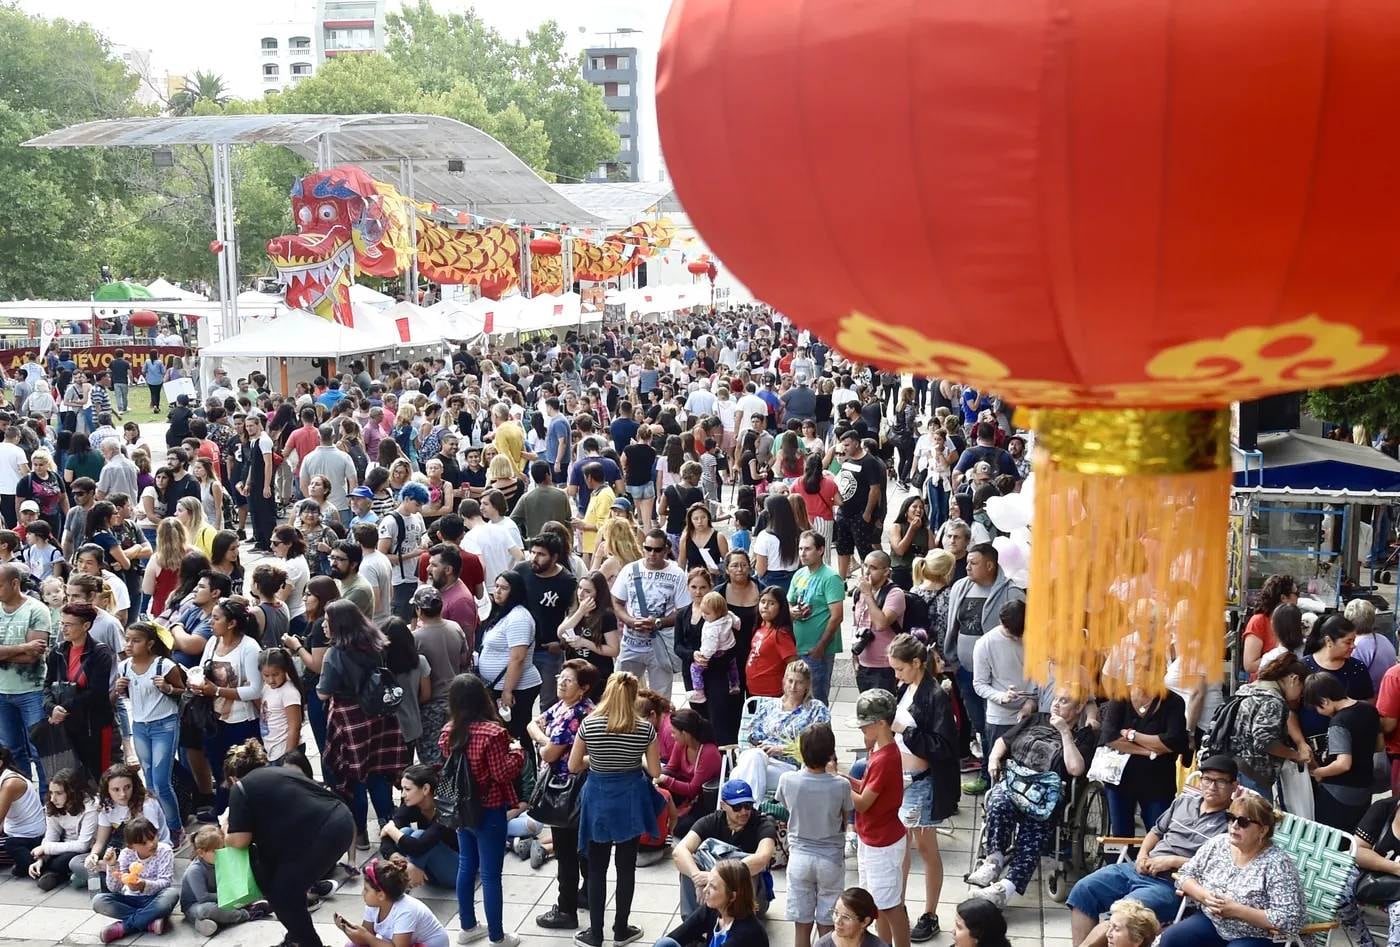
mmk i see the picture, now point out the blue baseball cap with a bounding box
[349,486,373,499]
[720,779,756,807]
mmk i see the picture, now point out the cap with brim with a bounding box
[611,496,633,511]
[720,779,756,806]
[348,486,374,499]
[411,586,443,609]
[18,501,38,513]
[848,688,897,728]
[1197,754,1240,780]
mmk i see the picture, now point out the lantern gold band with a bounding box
[1028,408,1231,477]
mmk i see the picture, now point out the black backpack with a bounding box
[351,650,405,718]
[1198,692,1249,761]
[436,738,483,830]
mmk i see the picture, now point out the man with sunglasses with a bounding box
[1067,754,1239,947]
[611,529,690,694]
[672,778,776,918]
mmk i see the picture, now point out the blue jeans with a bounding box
[0,691,48,794]
[1104,786,1172,839]
[925,480,950,532]
[1066,861,1182,923]
[457,807,508,942]
[803,651,835,706]
[350,774,394,837]
[304,687,328,753]
[532,648,564,710]
[391,584,416,622]
[207,718,261,813]
[402,827,458,888]
[1159,909,1274,947]
[92,888,180,932]
[113,384,128,414]
[133,714,180,838]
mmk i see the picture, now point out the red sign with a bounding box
[553,304,564,316]
[483,311,495,334]
[395,316,411,344]
[0,345,185,374]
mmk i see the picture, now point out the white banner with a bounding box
[37,320,57,362]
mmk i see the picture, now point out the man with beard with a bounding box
[514,531,576,708]
[427,543,478,650]
[329,540,373,617]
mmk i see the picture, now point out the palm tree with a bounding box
[169,71,230,115]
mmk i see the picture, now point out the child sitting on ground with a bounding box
[335,858,449,947]
[180,825,268,935]
[93,817,177,942]
[28,767,96,891]
[689,591,741,704]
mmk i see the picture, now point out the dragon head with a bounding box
[266,165,411,325]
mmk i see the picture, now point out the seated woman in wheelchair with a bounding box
[965,686,1097,908]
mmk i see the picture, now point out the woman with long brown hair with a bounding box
[558,572,620,701]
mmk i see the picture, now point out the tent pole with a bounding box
[280,357,289,395]
[219,143,241,339]
[401,158,418,302]
[520,226,531,298]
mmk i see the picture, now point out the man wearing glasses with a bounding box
[672,778,776,917]
[1066,754,1239,947]
[611,528,690,694]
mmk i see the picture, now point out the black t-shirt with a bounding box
[461,467,487,491]
[1300,655,1375,740]
[623,443,657,487]
[1099,692,1190,801]
[380,803,459,857]
[516,564,576,647]
[109,358,130,386]
[1002,714,1098,780]
[1325,702,1381,789]
[665,485,705,535]
[689,809,779,854]
[1357,798,1400,861]
[835,452,884,519]
[227,767,347,860]
[611,418,640,454]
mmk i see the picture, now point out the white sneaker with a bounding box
[457,926,490,945]
[969,880,1015,909]
[193,919,219,937]
[965,856,1004,888]
[489,935,520,947]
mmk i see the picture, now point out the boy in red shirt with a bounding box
[844,689,910,947]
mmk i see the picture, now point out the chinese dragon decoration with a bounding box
[657,0,1400,697]
[267,164,673,325]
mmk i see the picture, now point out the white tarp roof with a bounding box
[202,310,388,358]
[351,303,446,348]
[350,284,394,308]
[146,278,206,301]
[604,285,710,314]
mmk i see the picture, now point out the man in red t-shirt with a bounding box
[1376,663,1400,793]
[283,407,322,484]
[845,689,911,947]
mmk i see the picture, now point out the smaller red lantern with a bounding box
[208,240,223,254]
[686,260,709,275]
[530,236,562,256]
[706,261,718,281]
[128,310,159,329]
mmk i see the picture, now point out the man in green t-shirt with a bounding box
[0,563,51,792]
[788,530,845,705]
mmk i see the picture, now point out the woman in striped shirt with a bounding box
[569,672,665,947]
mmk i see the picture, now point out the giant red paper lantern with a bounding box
[529,236,562,256]
[658,0,1400,694]
[686,259,709,276]
[128,310,158,329]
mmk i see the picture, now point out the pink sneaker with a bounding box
[99,922,125,944]
[146,918,170,935]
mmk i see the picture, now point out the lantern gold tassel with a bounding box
[1024,408,1231,700]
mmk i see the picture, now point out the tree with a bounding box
[265,55,422,115]
[386,1,618,181]
[168,70,230,115]
[1306,377,1400,437]
[0,7,140,299]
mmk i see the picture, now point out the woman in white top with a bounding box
[192,458,224,530]
[0,744,47,875]
[474,571,540,748]
[25,379,57,422]
[189,598,264,810]
[113,622,185,842]
[272,524,311,637]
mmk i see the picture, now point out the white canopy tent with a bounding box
[201,309,387,358]
[145,278,206,301]
[604,285,709,314]
[350,284,394,309]
[351,302,446,349]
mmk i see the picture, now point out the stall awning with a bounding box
[1232,431,1400,492]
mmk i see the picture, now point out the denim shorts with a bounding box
[626,483,656,500]
[899,773,942,829]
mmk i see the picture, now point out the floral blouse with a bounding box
[543,697,594,778]
[1178,834,1305,940]
[744,696,830,766]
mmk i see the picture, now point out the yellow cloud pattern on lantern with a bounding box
[836,311,1389,407]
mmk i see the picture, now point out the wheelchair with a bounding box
[968,769,1111,902]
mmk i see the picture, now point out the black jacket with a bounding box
[897,673,960,822]
[44,637,116,731]
[668,907,768,947]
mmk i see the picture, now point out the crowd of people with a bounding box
[0,305,1392,947]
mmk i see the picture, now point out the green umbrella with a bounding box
[92,281,153,302]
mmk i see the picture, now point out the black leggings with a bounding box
[148,383,162,410]
[587,838,638,939]
[554,823,585,914]
[256,806,354,947]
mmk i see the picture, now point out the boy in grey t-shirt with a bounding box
[775,723,852,946]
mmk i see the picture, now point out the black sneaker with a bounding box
[36,872,62,891]
[910,913,940,942]
[613,925,643,947]
[574,931,604,947]
[536,907,578,930]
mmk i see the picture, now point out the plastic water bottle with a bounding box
[498,700,512,723]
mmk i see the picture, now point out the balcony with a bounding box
[583,66,635,84]
[262,47,280,56]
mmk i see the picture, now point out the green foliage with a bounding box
[169,70,230,115]
[0,7,139,299]
[1305,377,1400,435]
[386,0,618,180]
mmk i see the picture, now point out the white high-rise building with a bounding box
[251,1,317,94]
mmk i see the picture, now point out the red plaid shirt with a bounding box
[439,719,524,809]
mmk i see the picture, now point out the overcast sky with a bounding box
[17,0,671,93]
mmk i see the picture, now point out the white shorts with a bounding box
[857,835,908,910]
[785,849,846,924]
